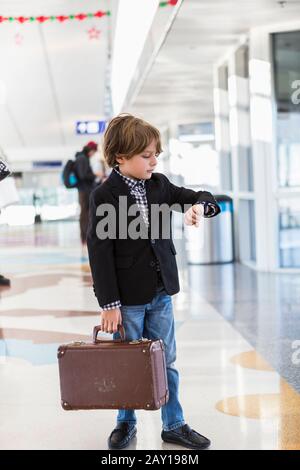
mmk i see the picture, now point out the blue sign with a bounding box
[33,161,62,168]
[76,120,106,135]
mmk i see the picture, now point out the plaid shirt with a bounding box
[102,168,218,311]
[114,166,149,226]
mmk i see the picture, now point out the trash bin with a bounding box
[186,195,234,264]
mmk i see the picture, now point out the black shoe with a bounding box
[108,423,137,449]
[161,424,211,450]
[0,275,10,287]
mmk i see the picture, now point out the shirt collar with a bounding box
[113,166,145,188]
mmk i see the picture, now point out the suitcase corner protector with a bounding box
[61,400,72,410]
[57,346,66,359]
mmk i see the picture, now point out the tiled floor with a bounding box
[0,221,299,450]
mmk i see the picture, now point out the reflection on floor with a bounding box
[188,263,300,393]
[0,222,299,450]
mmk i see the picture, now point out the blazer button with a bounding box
[150,261,156,267]
[151,239,156,245]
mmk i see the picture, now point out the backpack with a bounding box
[62,160,78,189]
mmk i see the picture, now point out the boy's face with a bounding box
[116,139,159,180]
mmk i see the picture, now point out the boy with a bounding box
[87,114,220,450]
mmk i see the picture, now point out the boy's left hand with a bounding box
[184,204,204,227]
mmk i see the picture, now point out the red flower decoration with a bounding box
[36,16,49,23]
[17,16,28,23]
[94,11,105,18]
[75,13,87,21]
[56,15,68,22]
[0,16,8,23]
[169,0,178,5]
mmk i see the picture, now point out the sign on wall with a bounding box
[76,121,106,135]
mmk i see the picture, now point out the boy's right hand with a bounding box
[101,308,122,334]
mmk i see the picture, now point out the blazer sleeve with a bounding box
[162,174,221,217]
[87,190,121,307]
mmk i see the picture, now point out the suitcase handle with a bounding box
[93,324,126,343]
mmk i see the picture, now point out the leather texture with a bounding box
[108,423,137,449]
[161,424,211,449]
[58,325,169,411]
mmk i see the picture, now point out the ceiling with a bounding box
[1,0,300,155]
[129,0,300,127]
[0,0,113,151]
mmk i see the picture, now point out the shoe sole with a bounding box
[108,428,137,450]
[162,436,210,450]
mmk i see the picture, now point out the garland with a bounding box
[0,10,110,24]
[0,1,178,25]
[159,1,178,6]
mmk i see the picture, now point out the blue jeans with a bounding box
[113,286,185,431]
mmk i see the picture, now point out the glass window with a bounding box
[238,147,254,192]
[235,44,249,79]
[273,31,300,188]
[169,138,220,188]
[217,64,233,191]
[239,199,256,262]
[279,198,300,268]
[0,171,79,226]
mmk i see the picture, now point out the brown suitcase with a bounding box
[57,325,169,411]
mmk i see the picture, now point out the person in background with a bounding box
[75,141,103,247]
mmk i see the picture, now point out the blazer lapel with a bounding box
[145,177,161,228]
[107,170,137,208]
[107,170,148,233]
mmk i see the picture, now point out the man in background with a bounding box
[75,142,103,247]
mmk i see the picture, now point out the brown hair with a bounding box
[103,114,162,168]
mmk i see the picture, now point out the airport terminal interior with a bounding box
[1,0,300,451]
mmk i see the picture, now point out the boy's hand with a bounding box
[184,204,204,227]
[101,308,122,334]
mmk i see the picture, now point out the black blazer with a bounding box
[87,170,220,306]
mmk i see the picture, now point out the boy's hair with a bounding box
[103,114,163,168]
